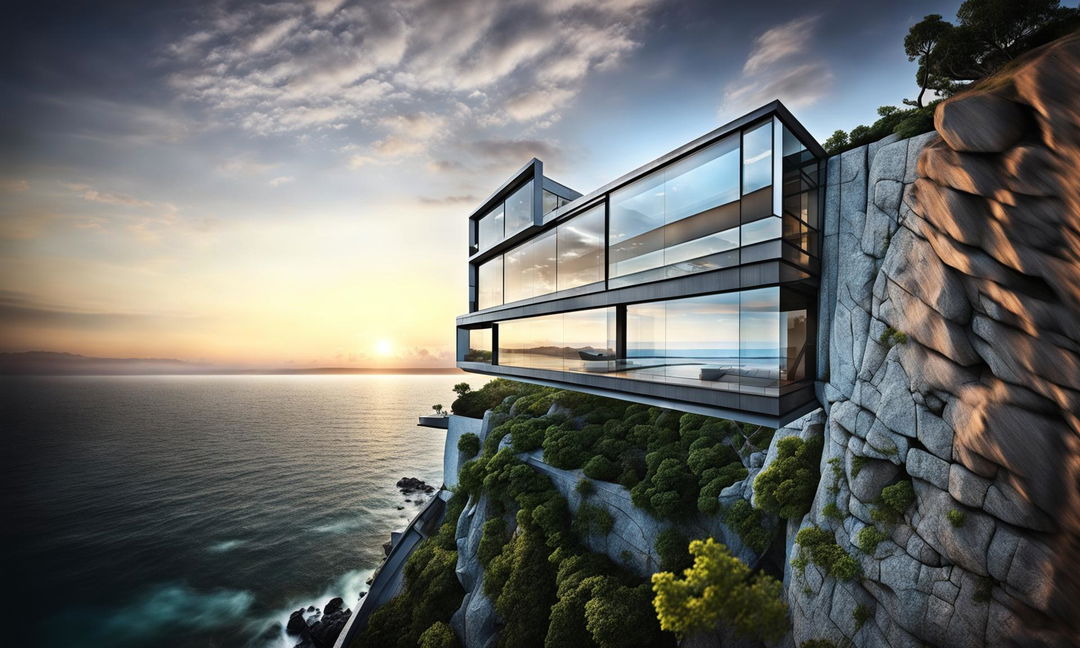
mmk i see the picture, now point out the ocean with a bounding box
[0,374,476,647]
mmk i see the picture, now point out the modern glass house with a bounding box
[455,101,825,426]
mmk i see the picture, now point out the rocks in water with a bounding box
[287,597,353,648]
[397,476,435,494]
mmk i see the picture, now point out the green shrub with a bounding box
[651,538,788,641]
[654,528,692,573]
[872,480,915,523]
[543,425,592,469]
[795,526,861,581]
[418,621,459,648]
[686,444,738,476]
[492,525,557,648]
[856,526,887,554]
[947,509,967,528]
[724,499,771,554]
[583,455,620,482]
[851,455,868,478]
[853,603,873,630]
[575,478,595,497]
[631,457,697,519]
[478,518,509,566]
[457,432,480,458]
[451,379,543,418]
[822,502,844,520]
[361,535,464,648]
[753,435,823,519]
[510,418,551,453]
[573,503,615,538]
[585,580,666,648]
[879,326,909,347]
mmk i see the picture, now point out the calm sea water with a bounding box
[0,374,475,647]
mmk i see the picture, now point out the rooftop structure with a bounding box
[455,101,825,427]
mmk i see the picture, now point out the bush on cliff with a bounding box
[457,432,480,458]
[651,538,788,641]
[793,526,861,581]
[418,621,460,648]
[451,379,544,418]
[753,435,823,519]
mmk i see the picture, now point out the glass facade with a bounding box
[609,134,741,288]
[504,229,556,303]
[505,180,534,238]
[477,256,503,310]
[498,308,616,372]
[461,107,823,422]
[556,204,604,291]
[465,328,493,363]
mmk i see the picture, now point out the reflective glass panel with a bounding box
[505,180,534,237]
[664,135,739,225]
[478,204,504,251]
[477,256,503,310]
[498,314,563,370]
[465,328,492,363]
[739,287,780,396]
[504,229,556,303]
[557,205,605,291]
[742,121,773,195]
[741,216,781,246]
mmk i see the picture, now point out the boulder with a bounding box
[934,91,1028,153]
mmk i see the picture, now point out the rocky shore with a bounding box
[285,596,352,648]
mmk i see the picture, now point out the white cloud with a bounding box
[268,176,294,187]
[721,14,832,115]
[215,155,279,178]
[0,179,30,192]
[166,0,661,153]
[63,183,153,207]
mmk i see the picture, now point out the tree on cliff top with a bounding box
[904,0,1080,105]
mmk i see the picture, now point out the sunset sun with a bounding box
[373,339,394,357]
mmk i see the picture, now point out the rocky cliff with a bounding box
[790,32,1080,648]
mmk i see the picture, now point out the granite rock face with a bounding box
[792,33,1080,648]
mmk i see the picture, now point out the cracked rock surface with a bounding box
[792,32,1080,648]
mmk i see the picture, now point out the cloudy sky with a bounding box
[0,0,959,368]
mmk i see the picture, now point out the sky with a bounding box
[0,0,961,369]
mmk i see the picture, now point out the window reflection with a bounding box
[557,205,605,291]
[497,309,615,371]
[505,180,534,237]
[739,287,781,396]
[742,121,772,195]
[478,204,504,252]
[465,328,493,363]
[504,229,556,303]
[609,135,740,287]
[477,256,503,310]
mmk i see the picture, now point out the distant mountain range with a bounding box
[0,352,460,375]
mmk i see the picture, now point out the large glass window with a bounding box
[477,256,503,310]
[505,180,534,237]
[742,121,772,195]
[497,308,615,372]
[782,124,821,260]
[739,287,781,395]
[477,205,504,252]
[504,229,556,303]
[465,328,493,363]
[609,135,741,287]
[557,205,605,291]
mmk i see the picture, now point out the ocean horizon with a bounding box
[0,374,477,647]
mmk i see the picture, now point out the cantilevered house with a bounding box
[455,101,825,427]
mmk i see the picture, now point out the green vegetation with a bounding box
[418,621,459,648]
[753,435,824,519]
[822,501,844,521]
[654,528,692,574]
[852,455,868,479]
[853,603,873,630]
[724,499,771,554]
[651,538,788,642]
[457,432,480,459]
[576,478,596,497]
[794,527,861,581]
[451,378,546,418]
[872,480,915,523]
[361,493,468,648]
[879,327,909,347]
[478,517,510,567]
[823,0,1080,155]
[948,509,967,528]
[904,0,1079,106]
[856,526,888,554]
